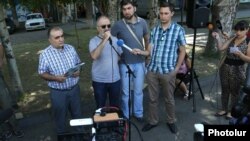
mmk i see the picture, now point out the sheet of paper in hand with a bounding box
[229,46,239,53]
[64,62,85,77]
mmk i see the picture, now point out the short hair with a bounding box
[47,26,63,38]
[120,0,137,8]
[159,1,175,12]
[234,20,249,31]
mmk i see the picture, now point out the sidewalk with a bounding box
[9,73,227,141]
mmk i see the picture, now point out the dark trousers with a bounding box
[92,80,121,109]
[50,84,83,134]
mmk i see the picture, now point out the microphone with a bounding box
[215,20,232,39]
[117,39,132,52]
[109,37,112,45]
[216,20,223,31]
[104,29,112,45]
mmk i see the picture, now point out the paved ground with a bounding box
[5,3,250,141]
[8,74,227,141]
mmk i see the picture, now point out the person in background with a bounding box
[212,20,250,119]
[140,2,187,134]
[38,26,83,139]
[247,28,250,39]
[0,38,24,138]
[89,15,123,109]
[175,52,191,100]
[111,0,150,121]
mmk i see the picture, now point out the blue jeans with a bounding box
[120,63,145,118]
[92,80,121,109]
[50,84,83,134]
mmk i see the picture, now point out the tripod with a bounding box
[188,28,204,112]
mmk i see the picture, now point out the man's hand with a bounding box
[131,48,142,55]
[72,71,80,77]
[56,75,67,83]
[212,32,220,40]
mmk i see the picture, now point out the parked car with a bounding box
[5,18,16,34]
[25,13,46,31]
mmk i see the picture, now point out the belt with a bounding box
[50,84,77,91]
[224,58,244,66]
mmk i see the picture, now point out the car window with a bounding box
[27,14,42,20]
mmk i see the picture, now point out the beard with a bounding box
[124,14,134,20]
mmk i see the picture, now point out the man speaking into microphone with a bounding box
[111,0,150,121]
[89,15,123,109]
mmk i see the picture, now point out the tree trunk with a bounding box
[9,0,20,28]
[108,0,119,25]
[61,4,67,23]
[204,0,240,54]
[85,0,93,19]
[49,1,59,22]
[148,0,159,29]
[0,4,24,98]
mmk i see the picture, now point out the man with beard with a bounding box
[111,0,150,121]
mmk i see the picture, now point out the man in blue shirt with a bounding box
[111,0,150,121]
[141,2,187,134]
[38,27,83,138]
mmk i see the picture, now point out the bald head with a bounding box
[96,15,111,34]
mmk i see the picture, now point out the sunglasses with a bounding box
[161,32,166,40]
[100,24,111,29]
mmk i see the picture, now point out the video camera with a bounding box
[229,64,250,125]
[193,64,250,141]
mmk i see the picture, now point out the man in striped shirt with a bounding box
[141,2,187,134]
[38,26,83,138]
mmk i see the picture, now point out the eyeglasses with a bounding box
[100,24,111,29]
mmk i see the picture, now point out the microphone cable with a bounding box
[110,39,114,82]
[123,118,144,141]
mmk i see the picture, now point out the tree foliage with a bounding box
[18,0,85,11]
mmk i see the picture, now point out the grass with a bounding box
[3,27,221,114]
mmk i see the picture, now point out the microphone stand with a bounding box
[188,28,204,112]
[109,39,135,141]
[180,0,185,26]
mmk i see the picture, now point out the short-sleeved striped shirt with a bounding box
[38,44,81,89]
[147,22,186,74]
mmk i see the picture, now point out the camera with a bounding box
[230,64,250,125]
[230,86,250,125]
[193,64,250,141]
